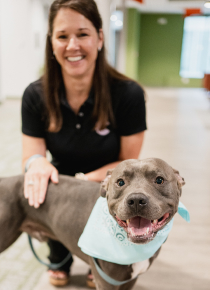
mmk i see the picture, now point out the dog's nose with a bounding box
[126,193,148,208]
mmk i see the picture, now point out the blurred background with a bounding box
[0,0,210,289]
[0,0,210,100]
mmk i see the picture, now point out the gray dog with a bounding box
[0,158,186,289]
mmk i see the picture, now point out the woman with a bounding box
[22,0,146,287]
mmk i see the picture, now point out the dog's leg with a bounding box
[88,257,114,290]
[148,247,161,269]
[0,203,24,253]
[88,257,138,290]
[88,248,161,290]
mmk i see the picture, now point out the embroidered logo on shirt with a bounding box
[95,128,110,136]
[95,122,110,136]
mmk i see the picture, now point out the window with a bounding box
[180,16,210,79]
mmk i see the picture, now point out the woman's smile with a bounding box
[66,56,85,62]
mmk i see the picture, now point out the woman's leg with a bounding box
[48,239,73,272]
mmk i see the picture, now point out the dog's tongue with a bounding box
[128,216,152,236]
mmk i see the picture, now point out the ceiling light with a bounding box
[157,18,168,25]
[110,11,123,31]
[204,1,210,8]
[115,20,123,27]
[110,15,117,22]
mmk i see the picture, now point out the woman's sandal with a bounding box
[48,270,70,287]
[86,269,96,289]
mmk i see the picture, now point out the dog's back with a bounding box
[0,175,25,252]
[0,174,100,262]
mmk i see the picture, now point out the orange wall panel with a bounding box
[185,8,202,17]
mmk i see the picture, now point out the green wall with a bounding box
[126,9,141,81]
[126,10,202,87]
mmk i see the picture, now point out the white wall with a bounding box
[0,0,3,101]
[95,0,112,58]
[95,0,127,73]
[0,0,49,100]
[0,0,126,101]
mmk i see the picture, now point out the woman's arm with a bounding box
[85,131,145,182]
[22,134,46,170]
[22,134,59,208]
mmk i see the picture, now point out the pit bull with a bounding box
[0,158,187,289]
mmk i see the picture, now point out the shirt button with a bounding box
[79,112,84,117]
[76,124,81,129]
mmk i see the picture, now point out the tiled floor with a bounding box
[0,88,210,290]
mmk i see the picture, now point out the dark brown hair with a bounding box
[43,0,131,132]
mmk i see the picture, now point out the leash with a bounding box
[92,257,138,286]
[28,235,72,270]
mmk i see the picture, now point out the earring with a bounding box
[98,47,102,52]
[52,51,56,60]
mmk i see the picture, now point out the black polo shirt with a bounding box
[21,78,146,176]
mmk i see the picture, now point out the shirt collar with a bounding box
[60,86,94,108]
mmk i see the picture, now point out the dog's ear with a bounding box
[100,169,114,198]
[173,168,185,195]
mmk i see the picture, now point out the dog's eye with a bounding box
[155,176,164,184]
[117,179,125,187]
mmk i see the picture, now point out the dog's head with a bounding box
[100,158,185,244]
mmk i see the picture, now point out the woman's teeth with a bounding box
[67,56,83,62]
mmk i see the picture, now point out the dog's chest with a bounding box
[131,260,150,278]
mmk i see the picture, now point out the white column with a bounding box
[0,0,49,100]
[95,0,112,57]
[95,0,127,73]
[0,0,3,101]
[116,0,127,73]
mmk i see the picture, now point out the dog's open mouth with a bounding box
[115,213,170,243]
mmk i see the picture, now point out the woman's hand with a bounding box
[24,157,58,208]
[22,134,58,208]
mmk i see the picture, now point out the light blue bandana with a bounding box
[78,197,190,265]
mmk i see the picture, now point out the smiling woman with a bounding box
[21,0,146,288]
[51,9,103,86]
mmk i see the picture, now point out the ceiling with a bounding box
[126,0,210,14]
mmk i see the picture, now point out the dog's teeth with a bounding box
[153,219,158,225]
[146,227,149,234]
[126,219,130,225]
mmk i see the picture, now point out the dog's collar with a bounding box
[78,197,190,266]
